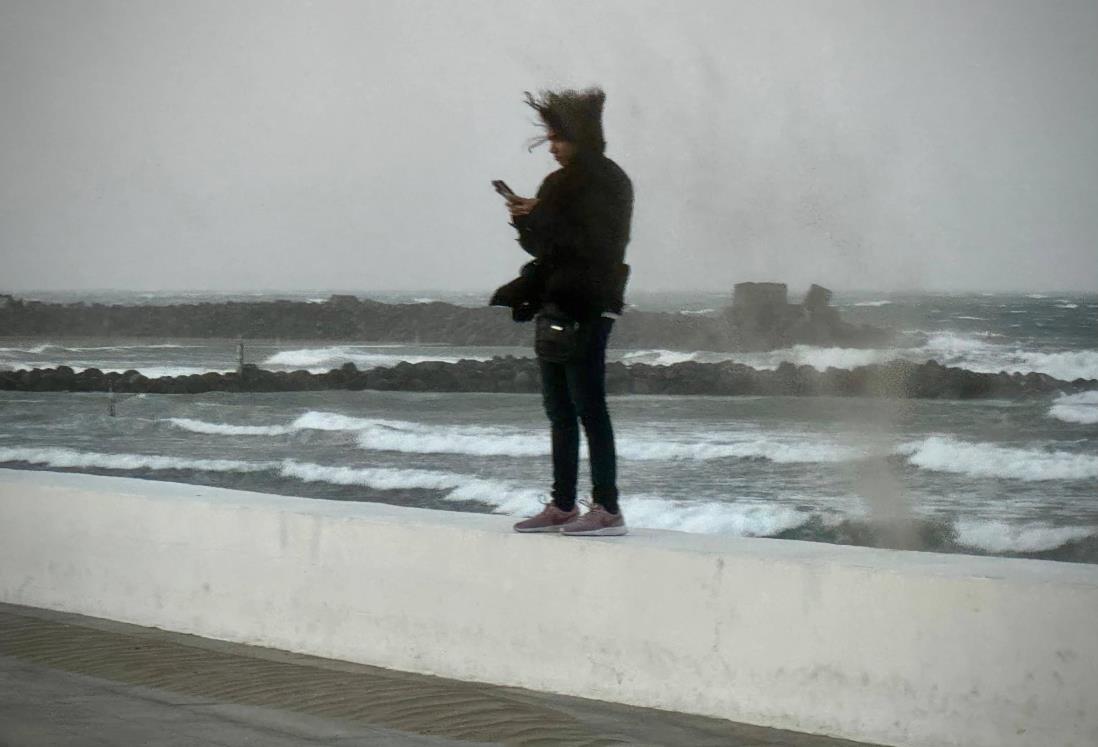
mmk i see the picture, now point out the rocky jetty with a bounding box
[0,283,891,352]
[3,359,1093,399]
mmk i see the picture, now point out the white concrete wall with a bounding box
[1,467,1096,747]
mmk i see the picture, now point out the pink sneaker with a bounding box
[513,500,579,533]
[561,500,628,537]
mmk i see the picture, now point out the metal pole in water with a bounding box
[107,381,116,417]
[237,338,244,376]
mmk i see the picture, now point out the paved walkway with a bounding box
[0,603,879,746]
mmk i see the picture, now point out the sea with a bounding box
[2,288,1096,563]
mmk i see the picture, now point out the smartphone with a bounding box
[492,180,516,199]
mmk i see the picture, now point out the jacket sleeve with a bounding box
[575,171,633,267]
[510,213,540,257]
[508,172,581,260]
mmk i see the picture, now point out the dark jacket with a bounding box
[490,152,633,322]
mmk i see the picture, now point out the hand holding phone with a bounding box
[492,180,520,202]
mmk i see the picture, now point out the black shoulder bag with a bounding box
[535,308,585,363]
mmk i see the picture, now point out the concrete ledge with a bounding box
[1,468,1096,747]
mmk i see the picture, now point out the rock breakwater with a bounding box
[0,282,891,352]
[3,359,1093,399]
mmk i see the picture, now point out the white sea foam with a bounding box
[621,496,813,535]
[262,346,490,371]
[168,417,296,436]
[1027,294,1048,299]
[673,331,1098,381]
[898,436,1098,481]
[340,414,859,463]
[853,300,891,307]
[955,316,986,321]
[1055,303,1079,309]
[1048,391,1098,424]
[135,366,235,378]
[11,444,1092,548]
[291,411,394,431]
[617,436,861,463]
[277,460,474,492]
[5,343,197,354]
[163,411,862,464]
[0,446,272,473]
[619,349,704,366]
[354,423,546,457]
[954,519,1096,553]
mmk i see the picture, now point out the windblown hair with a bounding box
[524,87,607,154]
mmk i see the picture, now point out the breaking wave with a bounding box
[165,412,862,463]
[953,519,1097,553]
[897,436,1098,482]
[3,446,1096,559]
[0,446,271,473]
[0,343,197,354]
[1048,391,1098,424]
[262,346,491,371]
[619,332,1098,380]
[167,418,296,436]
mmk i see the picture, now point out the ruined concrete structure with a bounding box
[725,282,860,349]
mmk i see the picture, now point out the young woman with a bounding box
[490,88,634,536]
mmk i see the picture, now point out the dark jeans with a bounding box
[538,316,619,513]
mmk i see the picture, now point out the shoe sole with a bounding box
[513,523,573,533]
[561,525,628,537]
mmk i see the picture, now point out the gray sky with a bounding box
[2,0,1096,293]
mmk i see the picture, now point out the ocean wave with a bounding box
[897,436,1098,481]
[288,412,550,461]
[168,417,296,436]
[0,343,197,354]
[284,463,842,539]
[1048,391,1098,424]
[1055,303,1079,309]
[277,460,478,493]
[0,446,272,473]
[262,346,491,370]
[852,300,891,307]
[1027,294,1048,299]
[3,446,1095,556]
[953,519,1097,553]
[618,349,706,366]
[617,436,861,463]
[354,423,546,457]
[163,411,861,464]
[622,496,814,535]
[659,331,1098,381]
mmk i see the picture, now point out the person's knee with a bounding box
[575,396,609,426]
[542,395,577,426]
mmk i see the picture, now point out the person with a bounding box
[490,88,634,537]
